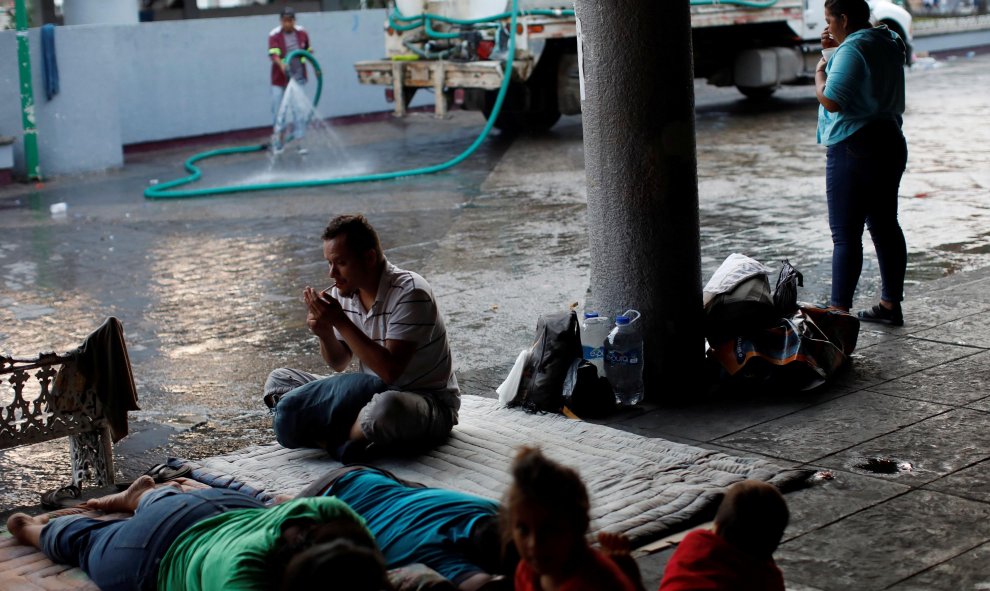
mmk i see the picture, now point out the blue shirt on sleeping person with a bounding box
[327,469,499,584]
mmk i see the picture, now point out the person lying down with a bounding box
[8,449,645,591]
[6,476,391,591]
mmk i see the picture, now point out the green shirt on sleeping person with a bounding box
[157,496,369,590]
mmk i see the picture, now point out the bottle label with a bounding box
[583,345,603,360]
[605,348,641,365]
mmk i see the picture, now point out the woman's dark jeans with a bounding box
[826,120,908,309]
[39,487,265,591]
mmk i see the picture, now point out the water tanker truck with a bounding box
[354,0,912,131]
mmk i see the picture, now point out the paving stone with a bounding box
[910,311,990,349]
[827,337,978,394]
[613,396,821,443]
[866,350,990,406]
[855,327,903,350]
[775,490,990,591]
[817,409,990,485]
[924,458,990,504]
[966,396,990,413]
[915,268,990,302]
[780,469,910,539]
[714,391,951,463]
[885,541,990,591]
[895,294,990,333]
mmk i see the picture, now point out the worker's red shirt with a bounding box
[268,26,311,87]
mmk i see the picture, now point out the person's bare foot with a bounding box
[6,513,46,548]
[82,475,157,513]
[273,493,295,504]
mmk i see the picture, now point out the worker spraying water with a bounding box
[269,7,313,154]
[144,0,522,200]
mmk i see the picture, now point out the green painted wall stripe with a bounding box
[15,0,41,180]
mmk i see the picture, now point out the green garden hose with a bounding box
[144,0,521,200]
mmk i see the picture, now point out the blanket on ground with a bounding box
[171,395,809,546]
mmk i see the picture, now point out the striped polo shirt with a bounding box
[332,262,459,411]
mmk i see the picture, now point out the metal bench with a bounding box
[0,351,116,488]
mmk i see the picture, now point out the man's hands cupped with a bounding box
[304,286,344,338]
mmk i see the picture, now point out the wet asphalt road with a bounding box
[1,52,988,510]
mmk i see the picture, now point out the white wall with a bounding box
[0,26,124,176]
[114,10,409,144]
[63,0,140,25]
[0,10,429,177]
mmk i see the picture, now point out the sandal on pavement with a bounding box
[40,484,82,510]
[115,463,192,491]
[858,303,903,327]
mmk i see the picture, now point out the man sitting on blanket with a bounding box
[264,213,460,462]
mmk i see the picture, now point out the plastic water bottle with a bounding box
[604,310,644,405]
[579,312,611,376]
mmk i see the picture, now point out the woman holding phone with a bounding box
[816,0,909,326]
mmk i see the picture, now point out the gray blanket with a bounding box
[175,395,807,546]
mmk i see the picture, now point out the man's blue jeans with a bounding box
[270,371,388,450]
[39,488,264,591]
[267,369,456,452]
[826,120,908,309]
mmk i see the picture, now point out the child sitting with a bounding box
[506,446,643,591]
[659,479,789,591]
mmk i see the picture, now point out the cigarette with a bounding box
[319,284,336,300]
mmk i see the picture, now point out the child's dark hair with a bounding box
[505,446,590,534]
[280,539,392,591]
[714,480,789,558]
[824,0,871,28]
[273,517,392,590]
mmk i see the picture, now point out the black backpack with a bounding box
[773,259,804,317]
[510,310,583,413]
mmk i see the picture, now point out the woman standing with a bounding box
[817,0,909,326]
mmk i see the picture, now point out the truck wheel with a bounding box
[483,47,562,133]
[881,20,913,65]
[737,85,776,100]
[482,86,561,132]
[402,87,418,107]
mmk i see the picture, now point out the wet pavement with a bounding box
[2,48,990,590]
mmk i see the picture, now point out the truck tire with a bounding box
[482,84,561,132]
[402,87,418,108]
[483,48,562,133]
[737,85,777,100]
[881,20,913,65]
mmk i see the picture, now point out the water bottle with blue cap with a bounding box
[604,309,644,405]
[580,312,611,377]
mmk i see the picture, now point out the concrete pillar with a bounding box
[62,0,138,25]
[575,0,703,398]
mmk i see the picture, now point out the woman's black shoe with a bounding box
[858,303,903,327]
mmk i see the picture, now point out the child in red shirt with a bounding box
[507,447,644,591]
[659,480,789,591]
